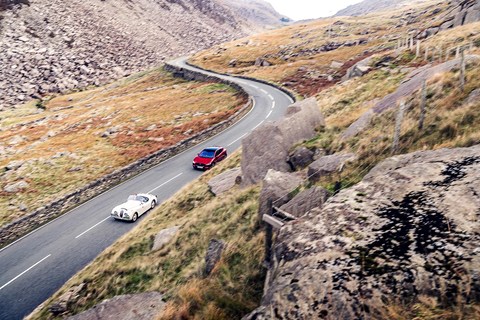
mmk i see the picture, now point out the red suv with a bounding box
[192,147,227,170]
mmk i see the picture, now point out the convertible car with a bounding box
[111,193,157,222]
[192,146,227,170]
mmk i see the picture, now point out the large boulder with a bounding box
[49,283,86,316]
[67,292,165,320]
[152,226,180,251]
[453,0,480,27]
[258,170,303,223]
[3,180,29,193]
[241,97,325,185]
[307,153,356,182]
[279,186,330,218]
[244,144,480,319]
[208,168,242,196]
[287,146,315,170]
[205,239,225,276]
[342,55,374,81]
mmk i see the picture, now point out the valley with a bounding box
[1,0,480,319]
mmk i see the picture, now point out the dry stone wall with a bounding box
[0,63,252,248]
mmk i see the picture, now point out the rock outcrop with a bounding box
[244,144,480,319]
[0,0,285,109]
[417,0,480,39]
[335,0,409,17]
[287,146,315,170]
[308,153,356,182]
[279,186,330,218]
[49,283,86,316]
[241,97,325,185]
[68,292,165,320]
[342,55,374,81]
[152,226,180,251]
[343,55,480,139]
[257,170,304,223]
[451,0,480,27]
[208,168,242,196]
[205,239,225,276]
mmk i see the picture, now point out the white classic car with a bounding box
[111,193,157,222]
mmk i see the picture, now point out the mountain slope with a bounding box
[0,0,284,109]
[335,0,411,16]
[221,0,290,29]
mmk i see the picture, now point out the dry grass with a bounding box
[189,0,447,97]
[30,150,266,320]
[0,67,246,227]
[22,2,480,319]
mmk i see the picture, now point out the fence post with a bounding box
[264,200,273,267]
[419,80,427,130]
[425,46,429,61]
[392,101,406,154]
[456,46,460,58]
[460,49,466,92]
[416,40,421,57]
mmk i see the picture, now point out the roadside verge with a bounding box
[0,63,253,248]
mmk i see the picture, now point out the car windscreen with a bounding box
[199,149,215,158]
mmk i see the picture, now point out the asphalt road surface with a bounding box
[0,57,294,319]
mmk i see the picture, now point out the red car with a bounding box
[192,147,227,170]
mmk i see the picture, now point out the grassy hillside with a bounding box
[28,1,480,319]
[30,152,269,319]
[0,68,246,227]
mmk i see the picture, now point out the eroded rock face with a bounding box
[279,186,330,218]
[241,97,325,185]
[258,170,303,223]
[245,145,480,319]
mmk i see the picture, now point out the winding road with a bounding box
[0,58,294,319]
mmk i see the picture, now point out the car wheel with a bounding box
[132,213,138,222]
[151,200,156,209]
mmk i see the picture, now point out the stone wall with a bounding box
[184,60,297,102]
[0,63,252,248]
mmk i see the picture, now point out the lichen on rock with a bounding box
[244,144,480,319]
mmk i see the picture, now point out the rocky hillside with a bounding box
[0,0,285,110]
[23,0,480,319]
[246,145,480,319]
[223,0,291,28]
[335,0,411,16]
